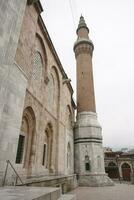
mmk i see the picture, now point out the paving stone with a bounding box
[69,183,134,200]
[59,194,76,200]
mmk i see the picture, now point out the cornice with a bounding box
[74,38,94,52]
[27,0,43,14]
[38,15,74,95]
[74,42,94,57]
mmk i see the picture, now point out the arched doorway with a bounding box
[121,163,131,181]
[106,162,118,178]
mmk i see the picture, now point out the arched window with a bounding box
[32,51,43,82]
[47,74,54,109]
[15,107,36,176]
[66,105,73,130]
[48,66,60,115]
[16,117,28,164]
[44,123,53,171]
[35,33,47,80]
[85,155,91,171]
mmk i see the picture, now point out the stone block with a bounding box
[0,186,61,200]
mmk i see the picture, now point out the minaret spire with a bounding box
[78,15,88,29]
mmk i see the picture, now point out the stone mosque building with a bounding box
[0,0,112,192]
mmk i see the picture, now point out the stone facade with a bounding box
[0,0,28,185]
[0,0,113,189]
[0,0,75,186]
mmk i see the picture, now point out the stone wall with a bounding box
[0,0,28,186]
[0,1,75,186]
[12,2,75,179]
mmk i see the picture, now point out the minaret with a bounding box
[74,16,113,186]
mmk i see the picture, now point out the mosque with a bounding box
[0,0,113,193]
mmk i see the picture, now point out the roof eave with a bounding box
[38,15,74,95]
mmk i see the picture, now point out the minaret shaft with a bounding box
[74,16,96,113]
[76,52,96,113]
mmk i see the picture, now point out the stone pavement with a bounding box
[69,183,134,200]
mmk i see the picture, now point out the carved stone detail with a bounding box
[74,44,93,57]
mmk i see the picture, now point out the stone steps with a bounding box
[19,174,77,194]
[0,186,61,200]
[0,186,76,200]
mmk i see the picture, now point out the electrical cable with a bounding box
[68,0,77,29]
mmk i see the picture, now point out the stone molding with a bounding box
[77,25,89,34]
[75,111,101,128]
[38,16,74,96]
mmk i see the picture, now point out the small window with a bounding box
[85,162,90,171]
[85,155,91,171]
[42,144,46,166]
[16,135,25,164]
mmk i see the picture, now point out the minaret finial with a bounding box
[77,15,89,34]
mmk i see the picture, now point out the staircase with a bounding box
[1,160,76,200]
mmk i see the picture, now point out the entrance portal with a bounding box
[121,163,131,181]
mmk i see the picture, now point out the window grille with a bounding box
[32,51,42,81]
[16,135,25,164]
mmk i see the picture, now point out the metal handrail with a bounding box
[2,160,23,186]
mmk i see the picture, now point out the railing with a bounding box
[2,160,23,186]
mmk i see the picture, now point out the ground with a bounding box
[70,183,134,200]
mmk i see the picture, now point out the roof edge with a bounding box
[38,15,74,95]
[27,0,43,14]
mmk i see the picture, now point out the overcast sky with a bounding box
[41,0,134,150]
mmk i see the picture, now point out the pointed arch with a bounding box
[51,66,60,90]
[16,106,36,176]
[35,33,48,69]
[33,33,48,81]
[66,105,73,129]
[47,66,60,115]
[51,66,60,102]
[121,162,132,181]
